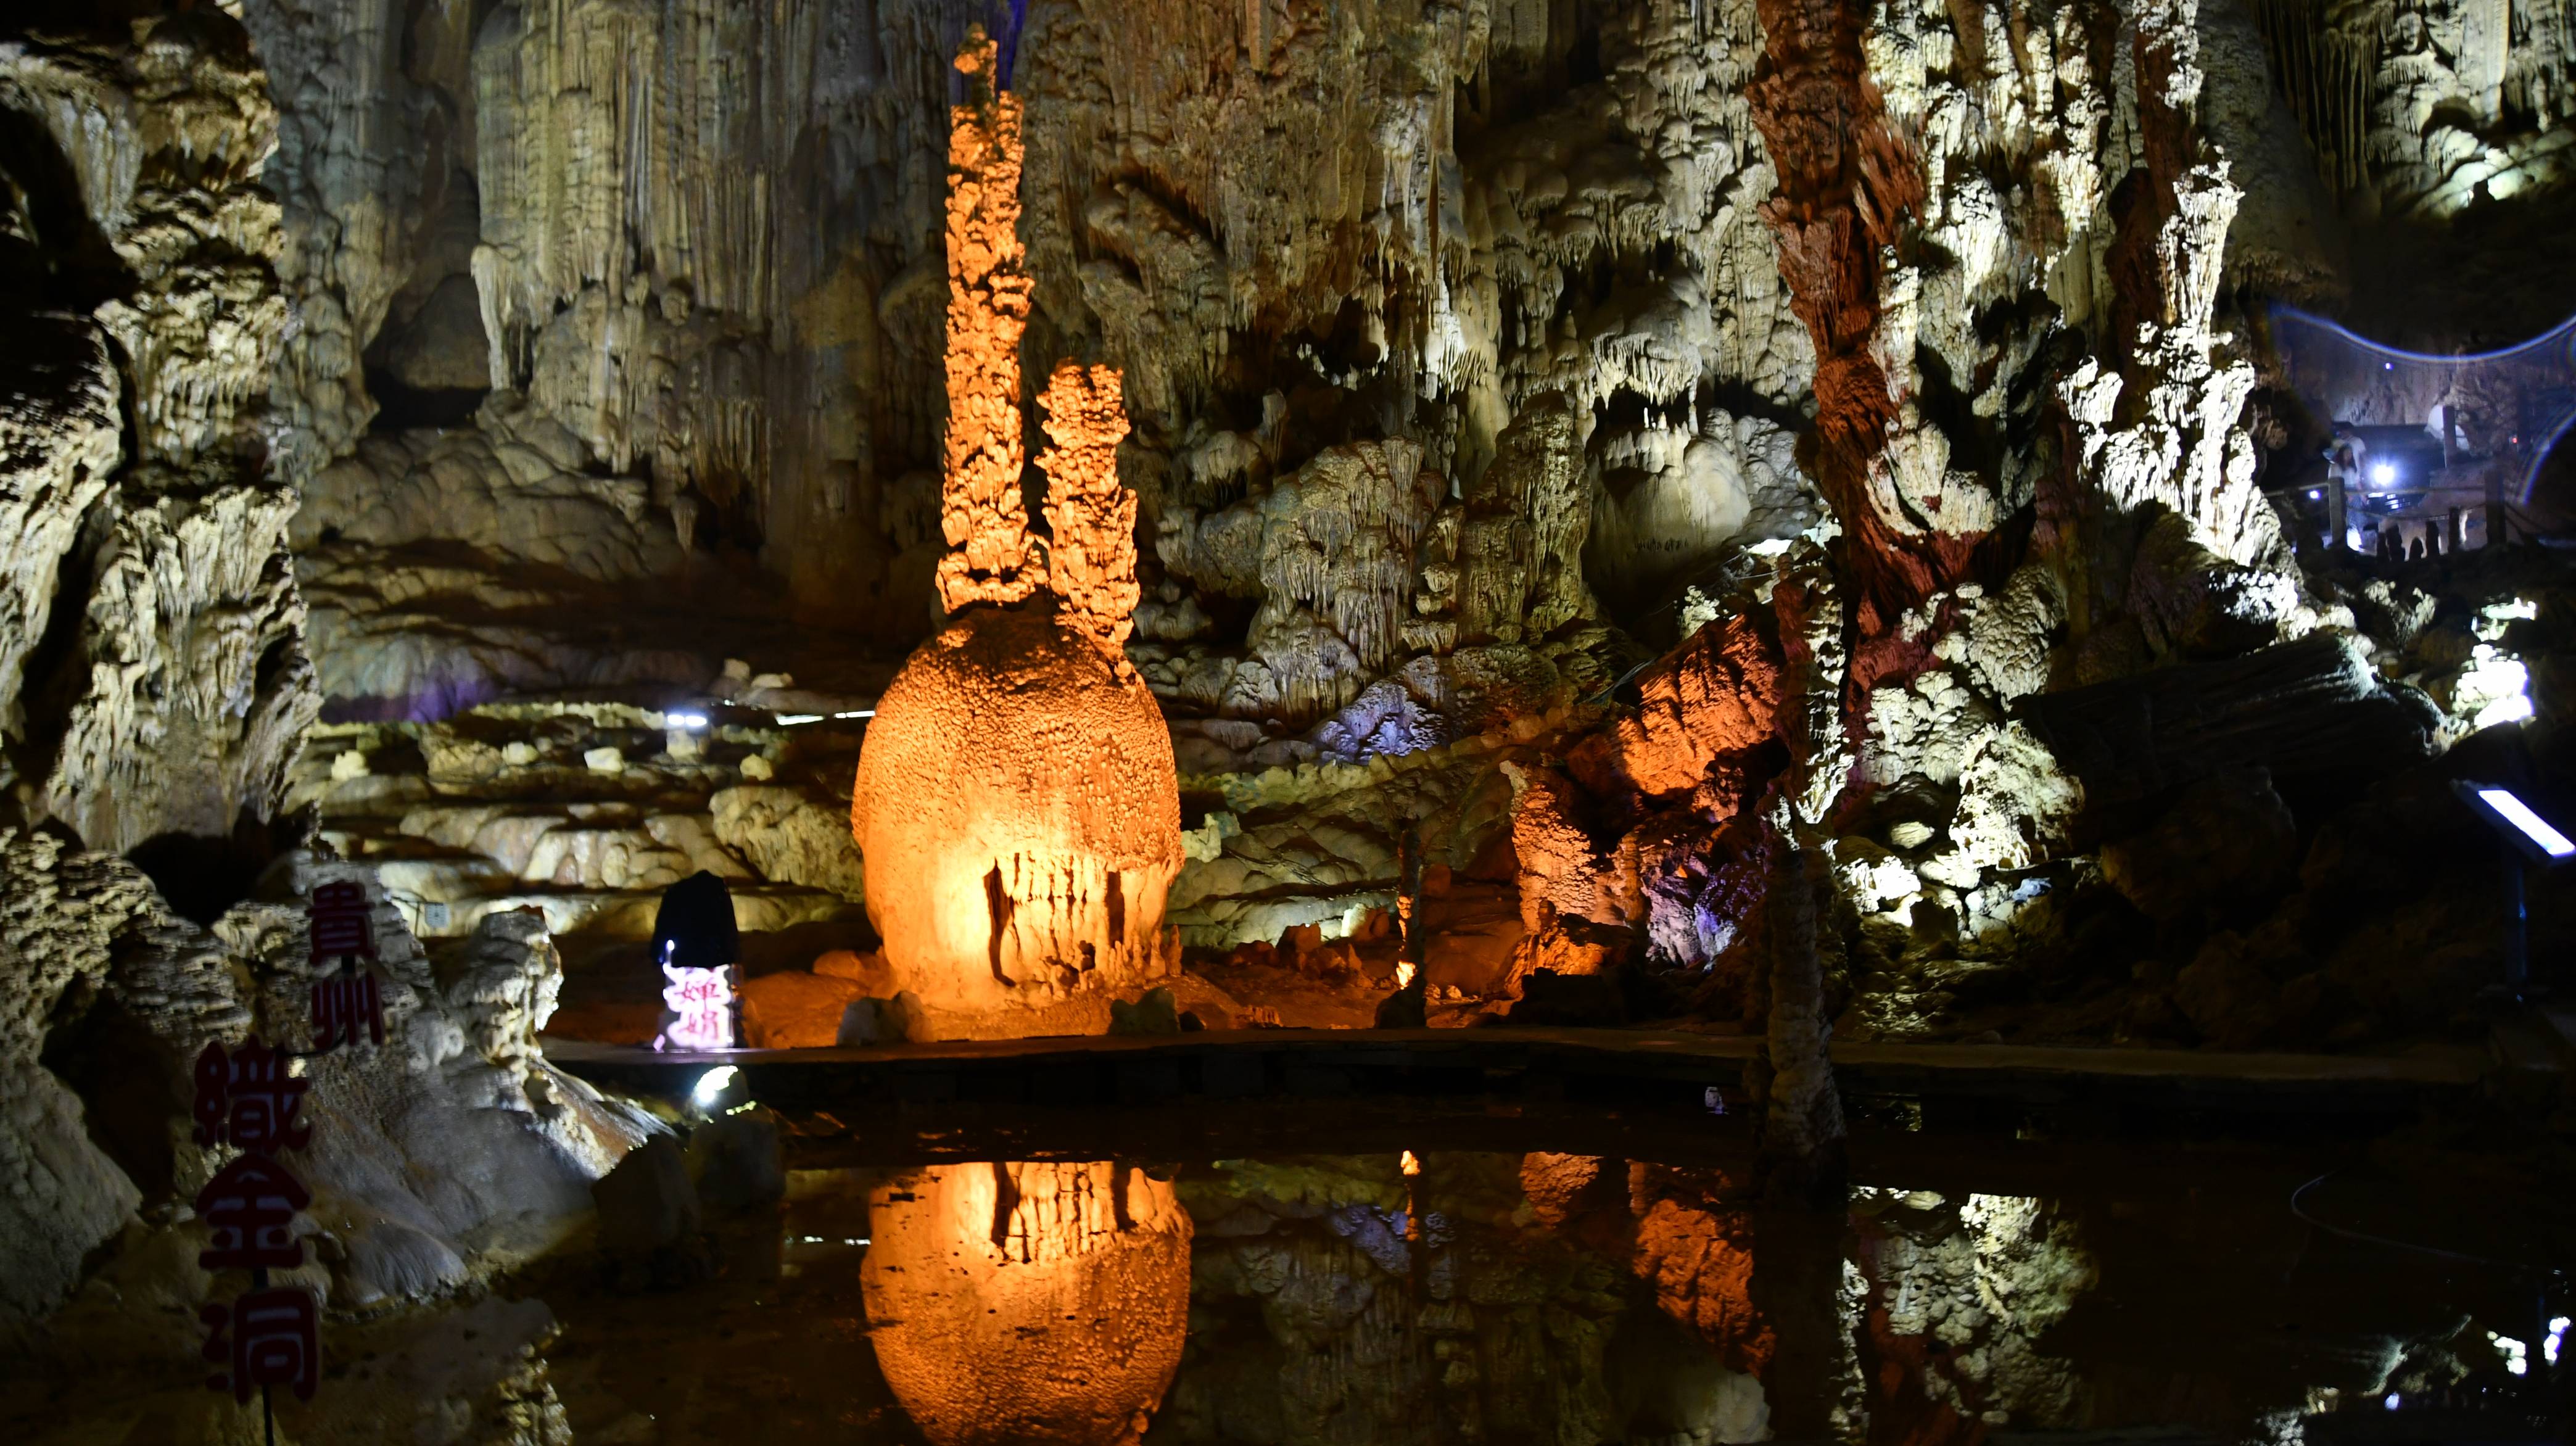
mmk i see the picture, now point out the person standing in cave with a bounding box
[653,870,741,1047]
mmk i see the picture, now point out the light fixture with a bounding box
[2455,782,2576,993]
[1400,1150,1421,1176]
[2472,787,2575,858]
[666,711,709,729]
[2369,462,2398,487]
[691,1065,738,1105]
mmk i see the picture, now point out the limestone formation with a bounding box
[864,1162,1193,1446]
[1040,360,1142,654]
[935,31,1039,616]
[852,34,1179,1032]
[0,19,317,854]
[852,606,1182,1022]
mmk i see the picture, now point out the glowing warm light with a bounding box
[1400,1150,1422,1176]
[933,28,1039,613]
[864,1162,1192,1445]
[2477,788,2575,857]
[691,1065,738,1105]
[848,31,1179,1035]
[1394,961,1416,989]
[1038,362,1141,653]
[659,962,736,1049]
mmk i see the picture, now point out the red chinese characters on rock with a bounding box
[192,881,391,1411]
[658,962,735,1052]
[192,1044,321,1405]
[306,881,376,961]
[192,1039,311,1153]
[195,1152,312,1273]
[200,1286,321,1403]
[307,880,384,1051]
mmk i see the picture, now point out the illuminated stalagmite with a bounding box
[849,32,1182,1030]
[863,1162,1193,1445]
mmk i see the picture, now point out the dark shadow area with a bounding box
[39,998,181,1203]
[365,371,489,431]
[0,104,133,318]
[125,806,301,925]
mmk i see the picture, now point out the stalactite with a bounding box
[1744,0,1963,627]
[2249,0,2383,195]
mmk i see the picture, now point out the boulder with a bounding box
[836,991,931,1046]
[592,1135,706,1285]
[2018,633,2438,805]
[740,969,868,1048]
[2100,768,2299,923]
[710,786,869,901]
[688,1113,785,1211]
[1108,987,1182,1036]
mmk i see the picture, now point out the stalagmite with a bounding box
[849,30,1182,1033]
[1040,361,1141,654]
[863,1162,1193,1446]
[936,32,1040,614]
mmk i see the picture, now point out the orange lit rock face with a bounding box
[851,606,1181,1021]
[1040,361,1140,655]
[936,31,1039,614]
[1633,1195,1776,1377]
[864,1162,1193,1446]
[1617,616,1785,797]
[854,36,1178,1031]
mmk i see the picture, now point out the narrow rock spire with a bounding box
[1038,360,1138,656]
[935,27,1038,613]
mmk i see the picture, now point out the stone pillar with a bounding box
[1758,840,1845,1207]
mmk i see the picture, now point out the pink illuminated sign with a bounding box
[658,961,736,1051]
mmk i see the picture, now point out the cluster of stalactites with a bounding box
[936,28,1039,614]
[1038,361,1139,655]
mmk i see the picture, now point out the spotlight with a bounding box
[2455,782,2576,993]
[667,711,709,729]
[2466,786,2575,860]
[691,1065,739,1106]
[2369,462,2398,488]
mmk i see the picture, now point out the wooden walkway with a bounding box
[545,1025,2490,1133]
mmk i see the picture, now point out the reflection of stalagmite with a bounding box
[863,1162,1193,1446]
[850,33,1181,1030]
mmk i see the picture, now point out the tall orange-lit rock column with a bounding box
[850,31,1182,1031]
[863,1162,1194,1446]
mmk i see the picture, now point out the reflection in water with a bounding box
[862,1162,1194,1445]
[523,1146,2554,1443]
